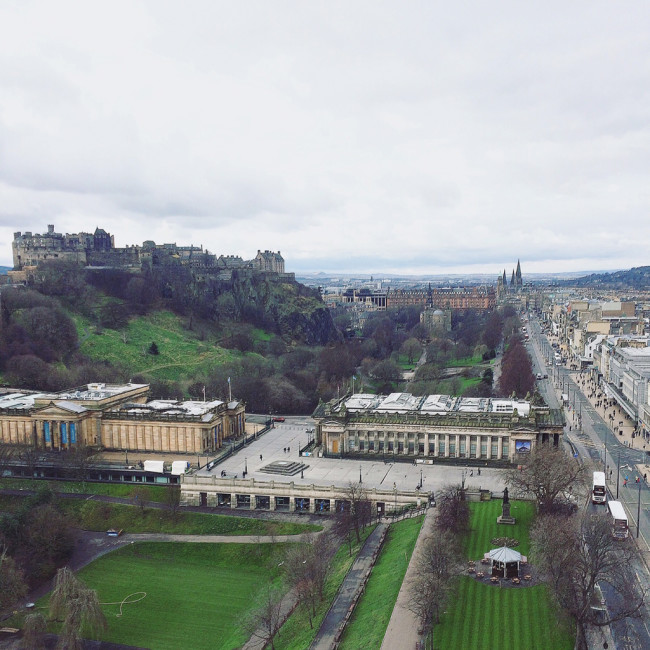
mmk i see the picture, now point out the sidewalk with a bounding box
[311,523,388,650]
[381,507,436,650]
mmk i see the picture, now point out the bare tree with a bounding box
[49,567,106,650]
[22,612,47,650]
[504,443,588,513]
[407,531,462,646]
[284,534,333,628]
[0,545,27,613]
[242,584,285,650]
[341,482,372,543]
[532,511,646,650]
[131,486,148,516]
[435,484,470,537]
[164,485,182,521]
[0,442,16,474]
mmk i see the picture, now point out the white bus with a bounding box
[607,500,629,539]
[592,471,607,504]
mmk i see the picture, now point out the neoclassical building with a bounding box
[313,393,564,465]
[0,383,245,454]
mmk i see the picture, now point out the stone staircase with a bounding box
[259,460,309,476]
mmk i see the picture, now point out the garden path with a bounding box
[380,506,436,650]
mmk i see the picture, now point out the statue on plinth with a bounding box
[497,486,516,525]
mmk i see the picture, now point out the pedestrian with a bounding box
[288,446,290,452]
[260,454,263,461]
[624,476,628,487]
[644,473,647,483]
[283,447,286,453]
[636,476,640,484]
[478,468,481,476]
[470,470,474,477]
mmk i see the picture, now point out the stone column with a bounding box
[250,495,256,510]
[231,494,237,509]
[309,499,316,513]
[289,497,296,512]
[498,437,503,460]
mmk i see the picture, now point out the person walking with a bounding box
[624,476,628,487]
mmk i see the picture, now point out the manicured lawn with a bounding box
[275,525,376,650]
[71,310,238,380]
[447,355,483,368]
[62,500,322,536]
[340,517,424,649]
[0,477,168,501]
[0,492,320,536]
[432,499,574,649]
[464,500,535,558]
[68,542,291,649]
[434,578,573,650]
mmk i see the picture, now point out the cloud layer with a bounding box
[1,1,649,274]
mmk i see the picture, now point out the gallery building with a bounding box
[312,393,564,465]
[0,383,245,454]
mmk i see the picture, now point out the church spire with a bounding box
[515,259,522,286]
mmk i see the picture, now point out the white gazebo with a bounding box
[486,546,526,578]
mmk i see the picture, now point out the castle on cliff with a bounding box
[10,224,289,282]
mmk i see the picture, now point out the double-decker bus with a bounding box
[592,471,607,504]
[607,500,629,539]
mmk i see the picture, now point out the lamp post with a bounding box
[244,457,248,476]
[393,482,397,515]
[359,464,362,484]
[125,449,128,466]
[637,473,642,539]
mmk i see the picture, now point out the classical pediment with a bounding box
[33,402,87,419]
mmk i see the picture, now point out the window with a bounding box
[379,440,384,451]
[359,440,365,451]
[449,436,456,457]
[470,435,477,458]
[480,436,488,458]
[418,443,424,453]
[491,436,499,457]
[398,442,404,453]
[459,438,466,457]
[502,440,509,458]
[368,440,375,451]
[388,441,394,452]
[429,441,435,453]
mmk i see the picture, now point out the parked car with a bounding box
[536,373,543,380]
[272,416,286,422]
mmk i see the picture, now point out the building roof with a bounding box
[336,393,531,417]
[489,546,522,563]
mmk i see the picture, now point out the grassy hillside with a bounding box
[71,310,240,381]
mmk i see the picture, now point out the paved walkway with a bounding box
[311,523,388,650]
[381,507,436,650]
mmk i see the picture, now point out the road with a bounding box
[527,317,650,649]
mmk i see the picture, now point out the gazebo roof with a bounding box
[488,546,522,563]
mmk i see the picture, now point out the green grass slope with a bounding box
[71,310,239,380]
[73,542,291,650]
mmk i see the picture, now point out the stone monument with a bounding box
[497,487,516,525]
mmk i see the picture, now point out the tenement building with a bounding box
[0,383,244,453]
[313,393,564,465]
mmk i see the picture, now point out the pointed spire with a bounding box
[516,259,522,286]
[510,269,516,285]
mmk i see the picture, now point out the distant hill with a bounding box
[567,266,650,290]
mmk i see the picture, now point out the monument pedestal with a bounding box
[497,500,516,525]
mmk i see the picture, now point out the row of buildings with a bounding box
[9,224,287,283]
[0,383,244,454]
[542,296,650,435]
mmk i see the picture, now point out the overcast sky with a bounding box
[1,1,649,275]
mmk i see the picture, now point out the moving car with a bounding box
[272,416,286,422]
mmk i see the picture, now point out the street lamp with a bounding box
[244,457,248,475]
[359,464,362,484]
